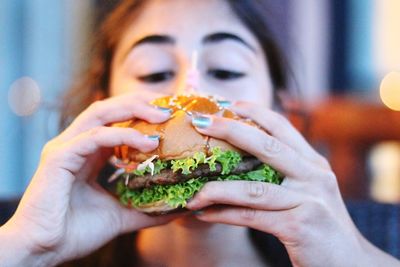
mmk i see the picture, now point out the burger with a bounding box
[111,95,282,214]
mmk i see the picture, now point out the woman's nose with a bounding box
[174,51,201,95]
[174,68,200,95]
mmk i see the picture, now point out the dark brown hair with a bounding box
[59,0,289,129]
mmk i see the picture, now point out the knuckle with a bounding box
[285,198,329,240]
[240,208,258,221]
[42,141,55,155]
[322,171,339,195]
[246,181,267,199]
[317,155,331,169]
[286,207,313,238]
[146,116,161,124]
[244,104,258,116]
[88,100,104,112]
[308,168,339,197]
[41,141,56,159]
[195,184,211,202]
[303,197,328,222]
[262,137,282,156]
[87,126,104,138]
[87,100,106,122]
[122,128,138,141]
[235,100,250,109]
[218,119,235,140]
[286,218,307,240]
[41,142,63,163]
[270,113,288,128]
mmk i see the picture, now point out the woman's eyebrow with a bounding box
[203,32,255,52]
[122,35,175,61]
[122,32,255,62]
[133,35,175,48]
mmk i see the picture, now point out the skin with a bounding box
[111,1,270,266]
[110,0,272,106]
[0,0,399,267]
[0,92,183,267]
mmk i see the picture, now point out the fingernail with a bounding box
[154,106,173,114]
[217,100,232,108]
[192,210,204,216]
[146,135,160,141]
[192,115,212,129]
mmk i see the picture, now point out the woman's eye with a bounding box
[207,69,245,81]
[137,71,174,83]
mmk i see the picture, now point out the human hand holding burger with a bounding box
[183,101,391,267]
[0,92,183,267]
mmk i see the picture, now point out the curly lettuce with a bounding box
[117,163,282,209]
[170,147,241,175]
[131,159,167,176]
[117,177,206,208]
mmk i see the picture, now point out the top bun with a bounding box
[113,95,251,162]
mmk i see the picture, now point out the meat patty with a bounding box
[128,157,262,189]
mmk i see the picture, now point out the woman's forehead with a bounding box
[114,0,261,62]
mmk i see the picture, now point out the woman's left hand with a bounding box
[186,101,368,267]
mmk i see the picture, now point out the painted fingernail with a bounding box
[217,100,232,108]
[154,106,173,114]
[146,135,160,141]
[192,210,204,216]
[192,115,212,129]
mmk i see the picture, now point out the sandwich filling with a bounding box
[116,147,282,209]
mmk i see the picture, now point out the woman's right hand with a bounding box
[1,92,180,267]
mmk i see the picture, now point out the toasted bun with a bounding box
[113,95,253,162]
[133,200,178,214]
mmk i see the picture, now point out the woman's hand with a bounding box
[1,92,181,267]
[186,101,394,267]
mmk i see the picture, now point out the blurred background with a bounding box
[1,0,399,203]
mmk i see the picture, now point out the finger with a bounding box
[192,115,319,181]
[49,127,159,174]
[194,206,289,237]
[68,126,158,155]
[186,181,301,211]
[60,91,171,140]
[87,176,188,233]
[231,102,328,168]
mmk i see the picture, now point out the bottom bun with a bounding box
[134,200,182,215]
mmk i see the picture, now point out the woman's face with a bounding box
[110,0,273,107]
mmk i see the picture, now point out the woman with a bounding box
[0,0,399,266]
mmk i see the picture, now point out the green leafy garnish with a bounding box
[171,158,197,175]
[131,159,168,176]
[117,177,207,208]
[116,147,282,209]
[211,147,242,174]
[170,147,242,175]
[218,164,282,184]
[117,163,282,209]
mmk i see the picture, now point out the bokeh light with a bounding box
[379,72,400,111]
[8,77,42,116]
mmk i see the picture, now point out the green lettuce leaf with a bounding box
[171,158,197,175]
[170,147,242,175]
[117,177,207,208]
[117,163,282,209]
[131,159,168,176]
